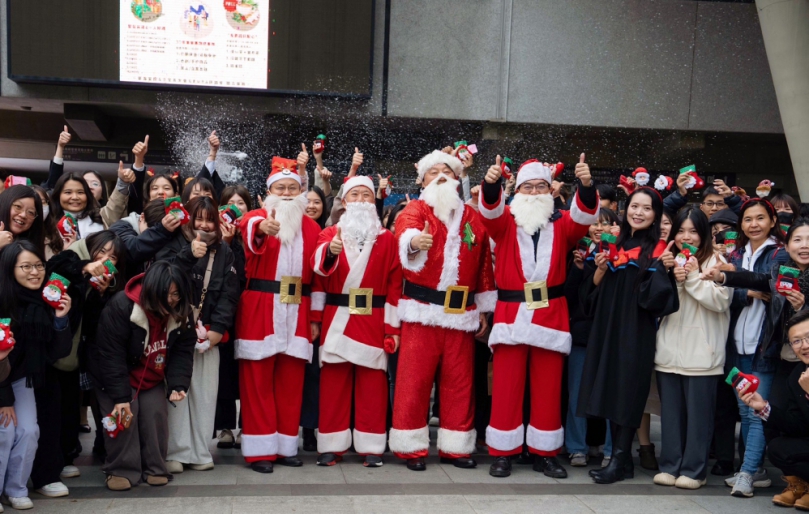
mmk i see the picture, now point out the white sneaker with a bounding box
[60,465,80,478]
[188,462,214,471]
[166,460,184,474]
[1,495,33,510]
[569,453,587,467]
[35,482,68,498]
[725,467,772,488]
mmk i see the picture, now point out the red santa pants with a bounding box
[239,354,306,463]
[487,344,564,457]
[390,322,475,459]
[318,362,388,456]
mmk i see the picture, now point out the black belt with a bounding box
[246,278,311,296]
[403,281,476,313]
[497,284,565,303]
[325,292,386,309]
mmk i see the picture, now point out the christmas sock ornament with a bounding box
[313,134,327,154]
[102,412,124,438]
[776,265,801,296]
[501,157,514,180]
[0,319,15,352]
[632,167,650,187]
[454,140,478,161]
[678,165,705,191]
[577,237,596,258]
[57,213,77,239]
[726,367,759,395]
[195,320,210,353]
[42,273,70,309]
[655,175,674,192]
[4,176,31,188]
[599,233,618,260]
[724,231,738,254]
[674,242,698,267]
[619,175,636,195]
[89,260,118,291]
[219,204,243,224]
[165,196,190,224]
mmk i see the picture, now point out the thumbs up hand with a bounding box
[350,147,364,175]
[410,221,433,252]
[208,130,220,159]
[118,161,136,184]
[191,232,207,258]
[133,135,149,168]
[574,152,592,187]
[260,209,281,237]
[297,143,309,174]
[330,227,343,255]
[660,240,676,270]
[57,125,71,149]
[0,222,12,250]
[485,155,503,184]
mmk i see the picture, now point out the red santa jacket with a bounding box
[234,207,320,362]
[479,188,599,354]
[310,226,402,371]
[395,198,496,332]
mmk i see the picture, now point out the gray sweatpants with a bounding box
[656,372,718,480]
[0,379,39,497]
[97,385,169,486]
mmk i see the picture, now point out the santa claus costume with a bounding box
[478,159,599,478]
[390,150,496,469]
[310,176,403,466]
[235,157,321,470]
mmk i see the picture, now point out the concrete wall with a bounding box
[387,0,783,133]
[0,0,783,135]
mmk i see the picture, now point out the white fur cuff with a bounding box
[526,425,563,452]
[389,426,429,454]
[437,427,477,455]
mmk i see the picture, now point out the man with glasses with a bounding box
[478,153,599,478]
[740,310,809,509]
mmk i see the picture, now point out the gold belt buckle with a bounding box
[444,285,470,314]
[524,281,549,310]
[280,276,303,304]
[349,288,374,315]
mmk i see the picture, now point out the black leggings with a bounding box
[769,436,809,482]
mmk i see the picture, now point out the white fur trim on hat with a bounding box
[343,176,375,196]
[266,169,301,189]
[417,150,463,181]
[516,162,553,189]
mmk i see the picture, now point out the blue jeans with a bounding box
[735,354,774,474]
[565,346,612,456]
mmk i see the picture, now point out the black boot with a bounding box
[489,457,512,478]
[711,460,734,476]
[638,444,658,471]
[533,456,568,478]
[591,452,627,484]
[316,453,341,466]
[440,457,477,469]
[591,422,634,484]
[302,428,317,452]
[250,460,274,473]
[407,458,426,471]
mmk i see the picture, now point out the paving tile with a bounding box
[233,460,347,485]
[341,457,453,484]
[14,499,114,514]
[232,495,355,513]
[167,464,238,486]
[106,497,234,514]
[689,494,783,514]
[439,459,556,485]
[352,494,476,513]
[466,494,594,514]
[576,494,711,513]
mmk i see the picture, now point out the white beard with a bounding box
[340,201,381,252]
[264,194,308,245]
[509,193,555,235]
[421,177,461,225]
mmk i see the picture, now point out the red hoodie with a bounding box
[125,274,168,392]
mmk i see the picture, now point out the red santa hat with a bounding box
[343,175,375,196]
[416,150,463,182]
[266,157,300,189]
[516,159,557,189]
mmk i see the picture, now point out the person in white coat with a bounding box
[653,206,732,490]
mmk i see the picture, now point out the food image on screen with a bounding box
[225,0,260,32]
[131,0,163,22]
[181,3,215,38]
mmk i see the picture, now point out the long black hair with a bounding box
[737,198,785,250]
[47,173,103,254]
[0,240,47,323]
[85,230,125,282]
[138,260,193,323]
[616,188,663,269]
[667,206,714,266]
[785,217,809,247]
[0,185,45,255]
[142,172,181,206]
[182,177,217,204]
[220,184,253,212]
[307,186,329,229]
[184,196,222,245]
[83,170,109,207]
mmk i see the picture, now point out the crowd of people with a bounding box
[0,127,806,511]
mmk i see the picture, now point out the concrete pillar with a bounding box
[756,0,809,199]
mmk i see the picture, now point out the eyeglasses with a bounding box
[167,291,181,300]
[519,184,549,194]
[11,203,37,219]
[591,221,612,228]
[16,263,45,273]
[789,337,809,348]
[703,201,726,209]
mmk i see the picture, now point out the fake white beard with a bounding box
[263,194,308,245]
[340,201,380,251]
[509,193,555,235]
[421,176,461,225]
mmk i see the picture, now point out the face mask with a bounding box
[42,205,49,219]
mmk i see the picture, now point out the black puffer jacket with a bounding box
[88,275,195,404]
[155,233,239,336]
[109,212,175,282]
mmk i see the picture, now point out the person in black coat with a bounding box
[741,309,809,508]
[155,196,239,471]
[90,261,195,491]
[578,188,679,484]
[109,199,181,282]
